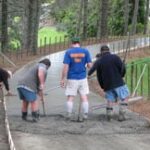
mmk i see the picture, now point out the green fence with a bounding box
[125,58,150,99]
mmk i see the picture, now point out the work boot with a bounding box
[106,107,113,121]
[32,111,39,122]
[22,112,27,121]
[118,102,128,122]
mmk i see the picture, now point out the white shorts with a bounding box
[65,78,89,96]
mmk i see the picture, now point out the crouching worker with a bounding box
[0,68,14,96]
[88,45,129,121]
[17,58,51,122]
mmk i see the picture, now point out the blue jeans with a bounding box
[17,87,37,102]
[105,85,130,102]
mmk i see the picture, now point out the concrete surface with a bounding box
[5,49,150,150]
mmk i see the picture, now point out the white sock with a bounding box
[82,101,89,114]
[66,101,73,113]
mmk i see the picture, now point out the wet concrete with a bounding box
[6,44,150,150]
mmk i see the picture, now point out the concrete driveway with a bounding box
[6,49,150,150]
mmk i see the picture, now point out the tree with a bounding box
[82,0,88,39]
[100,0,109,38]
[76,0,83,36]
[96,0,101,37]
[22,0,41,54]
[1,0,8,52]
[131,0,139,35]
[143,0,149,34]
[123,0,129,35]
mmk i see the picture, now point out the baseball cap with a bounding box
[100,45,110,52]
[71,37,80,43]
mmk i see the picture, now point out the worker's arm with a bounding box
[60,64,69,87]
[38,67,46,101]
[88,61,98,77]
[87,62,92,69]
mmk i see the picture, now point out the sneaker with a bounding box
[83,113,88,120]
[66,112,72,120]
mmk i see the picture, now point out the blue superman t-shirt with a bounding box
[63,47,92,80]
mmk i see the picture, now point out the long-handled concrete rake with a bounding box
[44,85,61,95]
[42,100,46,116]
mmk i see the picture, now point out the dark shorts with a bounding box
[17,87,37,102]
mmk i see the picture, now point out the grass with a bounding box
[38,27,67,47]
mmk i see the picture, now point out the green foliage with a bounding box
[38,27,67,46]
[51,0,100,37]
[8,16,22,50]
[128,23,144,33]
[108,0,124,35]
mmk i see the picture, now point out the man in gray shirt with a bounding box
[17,58,51,122]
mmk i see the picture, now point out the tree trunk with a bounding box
[22,0,40,54]
[131,0,139,35]
[82,0,88,39]
[96,0,101,38]
[76,0,83,37]
[30,0,41,54]
[1,0,8,52]
[100,0,109,38]
[143,0,149,34]
[123,0,129,35]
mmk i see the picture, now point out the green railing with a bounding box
[125,58,150,99]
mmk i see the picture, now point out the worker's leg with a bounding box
[79,78,89,119]
[22,100,29,120]
[105,90,117,121]
[65,80,78,119]
[31,99,39,122]
[17,87,29,121]
[115,85,130,121]
[66,96,75,118]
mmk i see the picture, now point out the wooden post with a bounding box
[44,37,47,54]
[131,62,134,94]
[148,63,150,100]
[140,64,144,96]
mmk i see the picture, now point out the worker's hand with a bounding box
[87,76,91,80]
[38,90,44,101]
[5,91,16,96]
[60,79,65,88]
[99,89,105,98]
